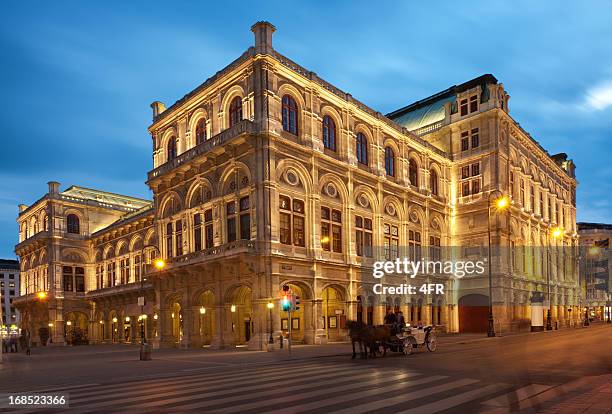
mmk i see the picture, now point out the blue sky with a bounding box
[1,1,612,258]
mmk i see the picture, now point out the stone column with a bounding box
[159,307,174,347]
[248,299,267,351]
[210,304,227,349]
[374,305,385,325]
[302,299,315,345]
[179,298,192,349]
[190,306,203,348]
[422,304,432,325]
[314,299,327,344]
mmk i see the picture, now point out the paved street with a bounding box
[0,324,610,413]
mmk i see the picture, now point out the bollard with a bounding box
[140,343,152,361]
[279,334,283,349]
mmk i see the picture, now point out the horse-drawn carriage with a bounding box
[382,324,437,356]
[348,321,437,359]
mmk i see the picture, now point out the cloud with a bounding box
[585,81,612,110]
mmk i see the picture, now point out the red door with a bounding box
[459,294,489,333]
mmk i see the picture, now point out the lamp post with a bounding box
[487,191,509,337]
[138,244,164,360]
[546,228,563,330]
[267,301,274,348]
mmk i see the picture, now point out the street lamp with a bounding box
[267,301,274,346]
[487,191,510,337]
[138,244,164,358]
[546,227,564,330]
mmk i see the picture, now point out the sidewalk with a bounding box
[535,375,612,413]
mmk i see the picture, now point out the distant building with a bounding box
[578,222,612,320]
[0,259,20,332]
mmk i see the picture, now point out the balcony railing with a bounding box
[170,240,258,266]
[412,121,444,136]
[148,120,254,181]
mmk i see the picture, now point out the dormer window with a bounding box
[460,99,468,116]
[459,95,479,116]
[470,95,478,112]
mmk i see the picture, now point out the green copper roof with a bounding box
[390,95,455,131]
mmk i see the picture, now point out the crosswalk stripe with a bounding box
[68,366,364,409]
[259,374,448,414]
[208,373,447,414]
[328,378,481,414]
[143,368,405,411]
[67,362,350,399]
[395,383,512,414]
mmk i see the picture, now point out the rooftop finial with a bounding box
[251,21,276,55]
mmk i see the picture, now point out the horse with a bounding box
[346,320,369,359]
[362,325,392,358]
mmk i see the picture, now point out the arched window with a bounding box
[67,214,80,234]
[282,95,298,135]
[409,159,419,187]
[229,96,242,127]
[167,138,177,161]
[430,169,439,196]
[322,115,336,151]
[384,147,395,177]
[356,133,368,165]
[195,118,206,145]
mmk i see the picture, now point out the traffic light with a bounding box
[282,294,291,311]
[293,295,300,311]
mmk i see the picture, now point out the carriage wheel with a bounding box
[402,338,413,356]
[426,334,437,352]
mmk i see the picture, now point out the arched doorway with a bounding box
[64,311,88,345]
[197,290,216,346]
[459,294,489,333]
[94,311,105,342]
[321,286,346,342]
[225,285,252,345]
[124,316,132,342]
[109,310,119,343]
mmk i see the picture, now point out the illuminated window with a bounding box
[384,224,399,260]
[321,207,342,253]
[355,216,373,257]
[279,196,305,247]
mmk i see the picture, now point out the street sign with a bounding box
[138,296,145,307]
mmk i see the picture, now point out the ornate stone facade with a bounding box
[15,22,580,349]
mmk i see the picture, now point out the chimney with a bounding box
[48,181,60,196]
[151,101,167,119]
[251,21,276,55]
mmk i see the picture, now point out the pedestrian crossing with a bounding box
[10,360,551,413]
